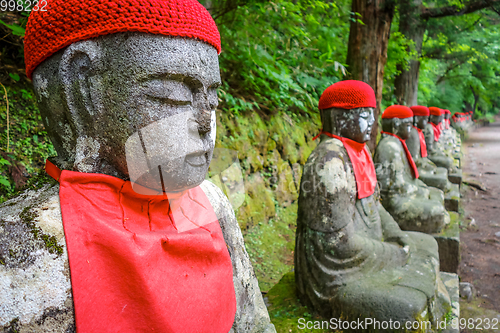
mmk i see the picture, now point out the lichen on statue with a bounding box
[374,105,450,234]
[0,1,275,332]
[295,81,451,328]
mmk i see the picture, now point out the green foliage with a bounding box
[217,0,351,117]
[417,12,500,115]
[0,84,56,198]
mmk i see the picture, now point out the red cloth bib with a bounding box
[431,122,442,141]
[445,119,450,129]
[46,161,236,333]
[313,131,377,199]
[381,132,419,179]
[413,126,428,158]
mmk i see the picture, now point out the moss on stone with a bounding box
[19,206,63,256]
[243,203,297,292]
[215,110,319,292]
[266,272,333,333]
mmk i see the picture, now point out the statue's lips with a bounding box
[185,151,208,167]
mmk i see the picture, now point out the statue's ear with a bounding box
[59,40,103,137]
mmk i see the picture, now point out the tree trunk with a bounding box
[346,0,395,150]
[394,0,426,106]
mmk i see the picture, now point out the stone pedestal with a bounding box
[433,212,460,274]
[448,170,462,186]
[444,184,460,212]
[441,272,460,333]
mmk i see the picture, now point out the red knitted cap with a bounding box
[410,105,430,117]
[318,80,376,110]
[429,107,443,116]
[24,0,221,79]
[443,109,451,114]
[381,105,413,119]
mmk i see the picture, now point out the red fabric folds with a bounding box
[313,131,377,199]
[46,161,236,333]
[381,131,419,179]
[413,126,428,158]
[431,122,442,142]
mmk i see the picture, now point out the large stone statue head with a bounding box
[381,105,413,140]
[429,107,444,126]
[410,105,430,130]
[25,0,221,193]
[318,80,376,144]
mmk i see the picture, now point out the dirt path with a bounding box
[459,115,500,313]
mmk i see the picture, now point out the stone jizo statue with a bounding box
[425,107,459,174]
[0,1,275,332]
[295,81,451,328]
[374,105,450,234]
[406,106,460,211]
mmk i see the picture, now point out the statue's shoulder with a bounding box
[0,183,75,332]
[375,135,403,159]
[307,137,349,167]
[199,180,235,223]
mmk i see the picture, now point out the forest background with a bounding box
[0,0,499,325]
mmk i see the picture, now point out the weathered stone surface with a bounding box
[0,184,75,333]
[296,135,451,328]
[374,134,450,234]
[0,182,276,333]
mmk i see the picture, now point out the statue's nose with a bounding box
[196,109,212,135]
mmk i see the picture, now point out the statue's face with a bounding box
[445,113,451,120]
[96,34,221,192]
[429,114,443,125]
[413,115,428,130]
[338,107,375,143]
[395,117,413,140]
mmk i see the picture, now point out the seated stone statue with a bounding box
[0,1,275,332]
[425,107,459,173]
[406,106,460,211]
[295,81,451,328]
[374,105,450,234]
[441,109,462,159]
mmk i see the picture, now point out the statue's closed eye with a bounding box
[143,79,193,105]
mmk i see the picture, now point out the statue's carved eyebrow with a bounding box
[139,71,221,90]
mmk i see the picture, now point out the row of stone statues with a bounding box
[0,0,472,331]
[296,80,468,331]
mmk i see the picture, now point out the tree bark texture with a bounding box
[346,0,395,150]
[394,0,426,106]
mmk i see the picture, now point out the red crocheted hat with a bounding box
[318,80,376,110]
[443,109,451,114]
[381,105,413,119]
[429,107,443,116]
[24,0,221,79]
[410,105,430,117]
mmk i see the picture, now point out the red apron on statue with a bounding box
[313,131,377,199]
[46,161,236,333]
[381,132,419,179]
[413,126,428,158]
